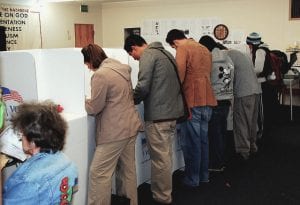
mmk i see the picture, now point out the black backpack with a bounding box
[256,47,290,86]
[271,50,290,75]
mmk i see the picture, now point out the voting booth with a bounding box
[0,48,90,205]
[0,48,184,204]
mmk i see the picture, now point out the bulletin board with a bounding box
[141,17,245,48]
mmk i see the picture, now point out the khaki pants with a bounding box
[233,94,260,155]
[88,136,137,205]
[145,120,176,204]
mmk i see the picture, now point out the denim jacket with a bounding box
[3,151,78,205]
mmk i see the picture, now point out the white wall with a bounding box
[40,2,103,48]
[100,0,300,50]
[3,0,300,51]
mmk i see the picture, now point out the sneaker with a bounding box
[209,166,226,172]
[199,179,210,183]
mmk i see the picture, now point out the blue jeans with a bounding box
[208,102,230,169]
[181,106,212,187]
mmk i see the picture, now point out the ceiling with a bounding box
[1,0,226,6]
[0,0,139,6]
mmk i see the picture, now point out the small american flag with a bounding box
[1,87,23,103]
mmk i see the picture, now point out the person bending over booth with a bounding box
[82,44,143,205]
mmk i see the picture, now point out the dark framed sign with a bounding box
[124,27,141,41]
[213,24,229,40]
[290,0,300,19]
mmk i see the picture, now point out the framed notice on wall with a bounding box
[124,27,141,41]
[290,0,300,19]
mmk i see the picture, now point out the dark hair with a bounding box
[11,101,68,153]
[81,44,108,69]
[124,35,147,53]
[165,29,187,45]
[199,35,227,51]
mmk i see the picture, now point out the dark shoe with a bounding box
[239,152,250,160]
[178,180,198,191]
[152,199,172,205]
[250,143,258,154]
[198,180,211,190]
[233,153,249,165]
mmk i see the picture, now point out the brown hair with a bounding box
[81,44,108,69]
[11,101,67,153]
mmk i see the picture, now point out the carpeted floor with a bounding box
[138,105,300,205]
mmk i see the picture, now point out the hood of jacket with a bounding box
[147,41,165,50]
[100,58,131,81]
[212,47,228,63]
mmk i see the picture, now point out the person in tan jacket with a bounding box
[166,29,217,189]
[81,44,143,205]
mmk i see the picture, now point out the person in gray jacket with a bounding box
[227,49,262,160]
[124,35,184,205]
[199,35,234,172]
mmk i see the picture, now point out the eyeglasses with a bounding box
[15,131,24,142]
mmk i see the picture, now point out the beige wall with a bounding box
[4,0,300,50]
[100,0,300,50]
[40,2,103,48]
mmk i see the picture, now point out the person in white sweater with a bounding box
[246,32,280,141]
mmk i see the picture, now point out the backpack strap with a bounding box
[149,47,190,121]
[255,47,272,78]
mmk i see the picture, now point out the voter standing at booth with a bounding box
[82,44,143,205]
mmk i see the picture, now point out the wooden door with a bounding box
[74,24,94,48]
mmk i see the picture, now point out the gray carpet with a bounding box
[138,105,300,205]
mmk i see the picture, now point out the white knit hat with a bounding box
[246,32,262,45]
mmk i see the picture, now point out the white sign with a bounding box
[0,4,41,50]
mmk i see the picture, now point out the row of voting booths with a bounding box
[0,47,184,205]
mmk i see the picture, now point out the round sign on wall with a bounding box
[213,24,229,40]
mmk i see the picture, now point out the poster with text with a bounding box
[0,4,41,50]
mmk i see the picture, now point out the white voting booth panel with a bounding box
[0,49,90,205]
[0,52,38,101]
[0,49,86,114]
[62,112,89,204]
[27,48,86,114]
